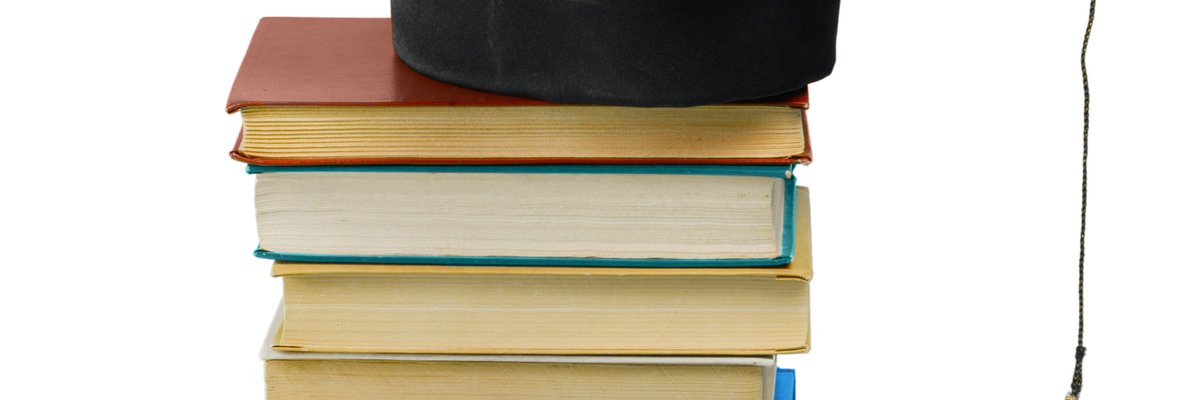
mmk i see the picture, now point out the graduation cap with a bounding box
[390,0,841,107]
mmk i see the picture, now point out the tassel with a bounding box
[1065,394,1078,400]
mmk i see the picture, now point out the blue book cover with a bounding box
[775,368,796,400]
[250,164,797,268]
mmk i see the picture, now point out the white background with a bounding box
[1,1,1196,399]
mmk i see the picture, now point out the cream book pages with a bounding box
[262,306,779,400]
[254,168,789,260]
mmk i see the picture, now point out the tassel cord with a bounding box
[1068,1,1095,399]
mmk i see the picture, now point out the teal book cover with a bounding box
[249,164,797,268]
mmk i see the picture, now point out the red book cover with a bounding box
[227,17,811,166]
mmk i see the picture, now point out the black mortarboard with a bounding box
[391,0,840,107]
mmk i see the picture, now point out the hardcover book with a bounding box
[227,17,811,166]
[262,307,798,400]
[252,165,799,267]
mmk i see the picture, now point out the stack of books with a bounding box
[228,17,814,400]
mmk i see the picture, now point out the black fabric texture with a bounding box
[391,0,840,107]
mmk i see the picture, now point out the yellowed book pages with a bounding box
[239,105,807,160]
[278,274,808,355]
[265,360,764,400]
[261,306,781,400]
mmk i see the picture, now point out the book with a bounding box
[227,17,811,166]
[263,307,796,400]
[265,187,810,355]
[252,165,798,267]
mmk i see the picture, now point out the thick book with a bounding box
[265,187,811,355]
[227,17,811,166]
[252,165,799,267]
[262,306,798,400]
